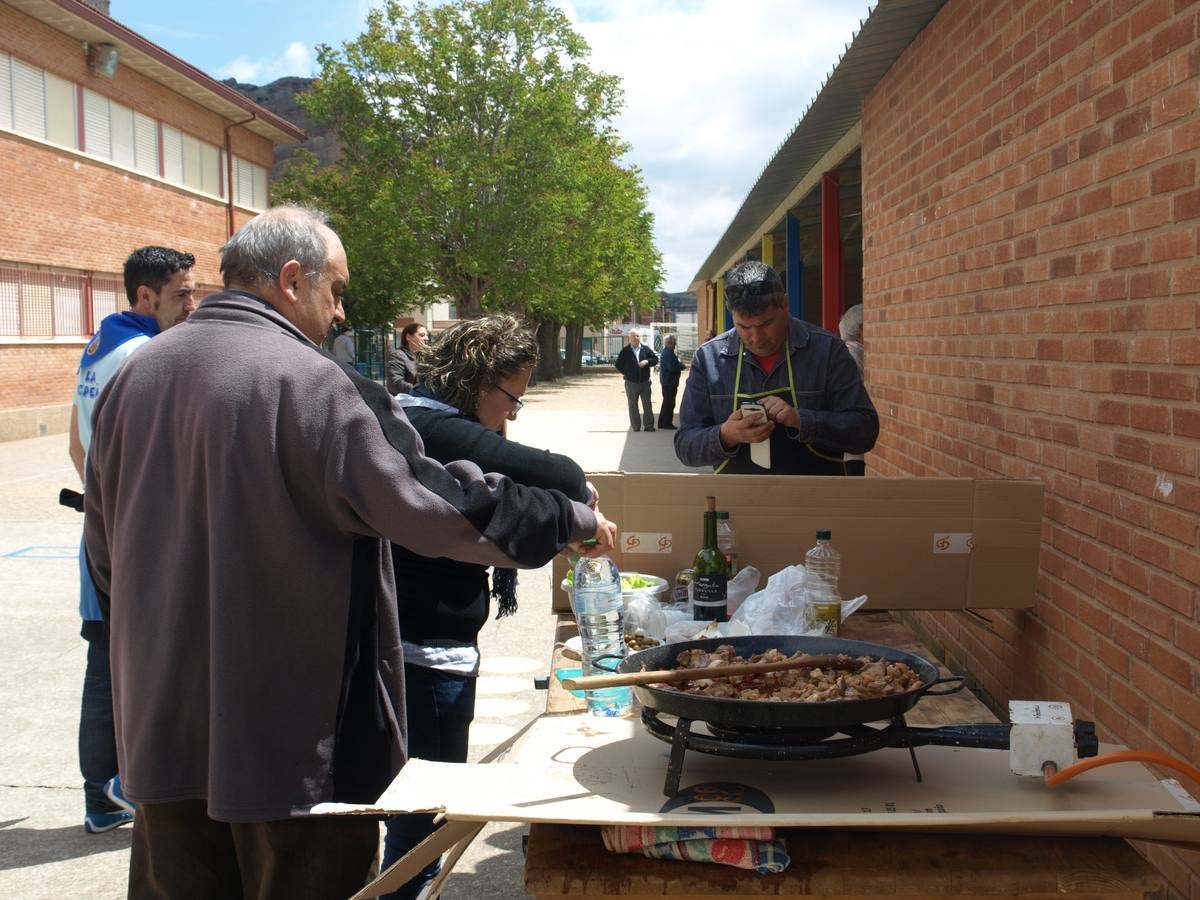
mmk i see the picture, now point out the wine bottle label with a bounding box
[692,574,727,607]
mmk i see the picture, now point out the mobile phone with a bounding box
[740,402,766,421]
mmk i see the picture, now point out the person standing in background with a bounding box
[615,329,658,431]
[332,322,356,365]
[386,322,428,395]
[657,334,685,430]
[68,246,196,834]
[839,304,867,476]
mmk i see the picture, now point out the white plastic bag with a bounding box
[624,591,667,641]
[730,564,871,635]
[725,566,761,618]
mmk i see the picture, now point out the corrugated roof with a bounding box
[6,0,306,144]
[692,0,947,284]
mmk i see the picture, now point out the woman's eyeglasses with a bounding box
[496,385,525,411]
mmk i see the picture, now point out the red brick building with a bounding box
[692,0,1198,894]
[0,0,303,440]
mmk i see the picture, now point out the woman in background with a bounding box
[383,314,598,899]
[386,322,429,394]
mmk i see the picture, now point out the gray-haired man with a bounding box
[84,205,615,897]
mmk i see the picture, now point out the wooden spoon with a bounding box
[561,653,858,691]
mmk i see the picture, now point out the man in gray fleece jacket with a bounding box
[83,206,615,898]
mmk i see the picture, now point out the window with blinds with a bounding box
[233,156,269,211]
[1,52,267,207]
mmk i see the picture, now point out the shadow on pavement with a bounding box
[0,820,132,869]
[440,823,530,900]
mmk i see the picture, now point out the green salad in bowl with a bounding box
[561,569,670,601]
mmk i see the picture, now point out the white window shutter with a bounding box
[236,157,253,206]
[162,124,182,183]
[12,57,46,138]
[0,53,13,131]
[45,72,76,148]
[133,112,157,175]
[252,163,268,210]
[83,89,110,158]
[110,101,134,168]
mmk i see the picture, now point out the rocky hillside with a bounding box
[223,76,340,177]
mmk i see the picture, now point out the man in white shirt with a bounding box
[615,329,658,431]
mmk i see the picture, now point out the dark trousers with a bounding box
[658,383,678,428]
[80,619,121,815]
[382,664,476,900]
[128,799,378,900]
[624,380,654,430]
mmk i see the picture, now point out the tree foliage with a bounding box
[275,0,663,333]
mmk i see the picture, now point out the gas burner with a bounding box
[640,709,1099,797]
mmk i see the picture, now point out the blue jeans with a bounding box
[382,664,476,900]
[79,619,121,814]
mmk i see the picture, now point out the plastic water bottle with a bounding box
[716,510,738,576]
[572,555,634,716]
[804,530,842,636]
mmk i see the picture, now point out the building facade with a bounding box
[0,0,303,440]
[692,1,1198,894]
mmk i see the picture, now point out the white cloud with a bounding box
[560,0,871,289]
[217,41,315,83]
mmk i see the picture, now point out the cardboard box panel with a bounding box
[554,474,1043,612]
[316,715,1200,849]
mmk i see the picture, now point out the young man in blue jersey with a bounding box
[68,246,196,833]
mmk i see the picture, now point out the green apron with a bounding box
[714,344,847,476]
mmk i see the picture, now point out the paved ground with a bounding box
[0,367,697,899]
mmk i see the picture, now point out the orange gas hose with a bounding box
[1042,750,1200,787]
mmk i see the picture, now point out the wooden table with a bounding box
[526,612,1161,899]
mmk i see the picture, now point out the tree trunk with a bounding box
[563,323,584,375]
[535,319,562,382]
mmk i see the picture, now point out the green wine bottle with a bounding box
[691,495,728,622]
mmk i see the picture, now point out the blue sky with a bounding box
[111,0,871,291]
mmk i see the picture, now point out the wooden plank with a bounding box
[525,823,1160,898]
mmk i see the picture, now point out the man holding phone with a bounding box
[674,261,878,475]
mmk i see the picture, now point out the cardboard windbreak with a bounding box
[317,715,1200,848]
[554,474,1044,613]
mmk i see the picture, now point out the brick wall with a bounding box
[0,3,281,429]
[861,0,1199,894]
[0,342,83,411]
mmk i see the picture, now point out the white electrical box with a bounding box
[1009,701,1075,777]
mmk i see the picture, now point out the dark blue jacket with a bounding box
[659,346,684,386]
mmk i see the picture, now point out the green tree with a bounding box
[277,0,663,344]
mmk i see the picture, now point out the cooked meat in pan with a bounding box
[666,644,922,701]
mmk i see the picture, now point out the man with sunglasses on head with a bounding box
[68,246,196,835]
[674,260,878,475]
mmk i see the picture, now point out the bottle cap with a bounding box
[816,529,832,540]
[716,511,729,519]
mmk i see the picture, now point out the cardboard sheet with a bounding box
[316,715,1200,848]
[552,474,1043,612]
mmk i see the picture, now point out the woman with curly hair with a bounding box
[382,314,598,899]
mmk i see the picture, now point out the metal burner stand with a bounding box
[641,709,1098,797]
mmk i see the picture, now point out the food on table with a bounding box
[663,644,921,701]
[625,633,661,652]
[564,570,663,591]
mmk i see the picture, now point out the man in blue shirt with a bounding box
[674,261,877,474]
[68,246,196,833]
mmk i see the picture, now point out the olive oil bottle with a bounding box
[691,496,728,621]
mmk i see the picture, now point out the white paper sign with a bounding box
[621,532,673,554]
[932,533,975,554]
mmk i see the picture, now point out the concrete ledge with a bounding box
[0,403,71,442]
